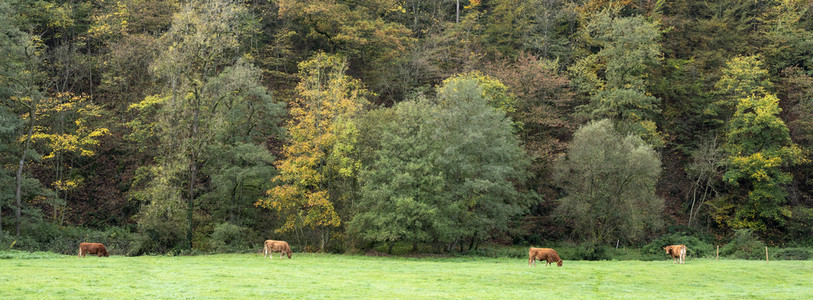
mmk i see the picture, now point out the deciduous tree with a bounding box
[133,0,278,250]
[717,93,804,233]
[351,76,529,252]
[1,2,48,236]
[570,7,663,146]
[555,119,663,245]
[257,53,368,252]
[708,56,805,236]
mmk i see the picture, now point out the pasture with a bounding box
[1,252,811,299]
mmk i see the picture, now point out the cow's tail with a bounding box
[681,245,687,264]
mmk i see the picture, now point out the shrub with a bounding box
[720,229,766,259]
[773,248,811,260]
[3,218,142,256]
[210,222,250,253]
[643,233,715,260]
[21,219,61,246]
[0,249,66,259]
[0,235,40,252]
[132,220,187,255]
[571,243,610,261]
[468,245,528,258]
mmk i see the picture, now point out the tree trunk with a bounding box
[412,0,418,31]
[320,228,327,252]
[187,93,200,251]
[229,183,238,225]
[187,158,196,250]
[448,237,459,253]
[15,104,36,236]
[456,0,460,23]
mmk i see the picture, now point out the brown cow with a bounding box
[263,240,292,259]
[78,242,109,257]
[663,244,687,264]
[529,247,563,267]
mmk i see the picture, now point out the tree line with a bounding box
[1,0,811,254]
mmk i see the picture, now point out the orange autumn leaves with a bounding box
[257,53,367,234]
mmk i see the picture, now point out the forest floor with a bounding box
[1,252,810,299]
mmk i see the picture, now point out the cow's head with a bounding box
[663,246,670,254]
[287,251,292,259]
[557,260,563,267]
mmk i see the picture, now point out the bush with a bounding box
[773,248,811,260]
[2,216,142,256]
[468,245,528,258]
[131,221,187,255]
[0,249,66,259]
[720,229,766,259]
[0,235,40,251]
[210,222,250,253]
[643,233,715,260]
[571,243,610,261]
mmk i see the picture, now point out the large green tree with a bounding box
[708,56,804,237]
[1,1,48,236]
[719,93,803,233]
[349,99,441,253]
[132,0,279,251]
[555,119,663,245]
[351,76,529,252]
[0,2,29,236]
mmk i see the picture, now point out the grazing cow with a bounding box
[663,244,687,264]
[529,247,563,267]
[78,242,109,258]
[264,240,292,259]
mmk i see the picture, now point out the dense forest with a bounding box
[1,0,812,256]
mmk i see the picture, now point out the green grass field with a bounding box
[1,252,811,299]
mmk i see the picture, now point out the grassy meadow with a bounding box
[1,252,811,299]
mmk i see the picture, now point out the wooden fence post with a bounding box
[766,247,769,263]
[716,245,719,261]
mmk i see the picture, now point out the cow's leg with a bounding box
[78,248,82,258]
[529,257,533,267]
